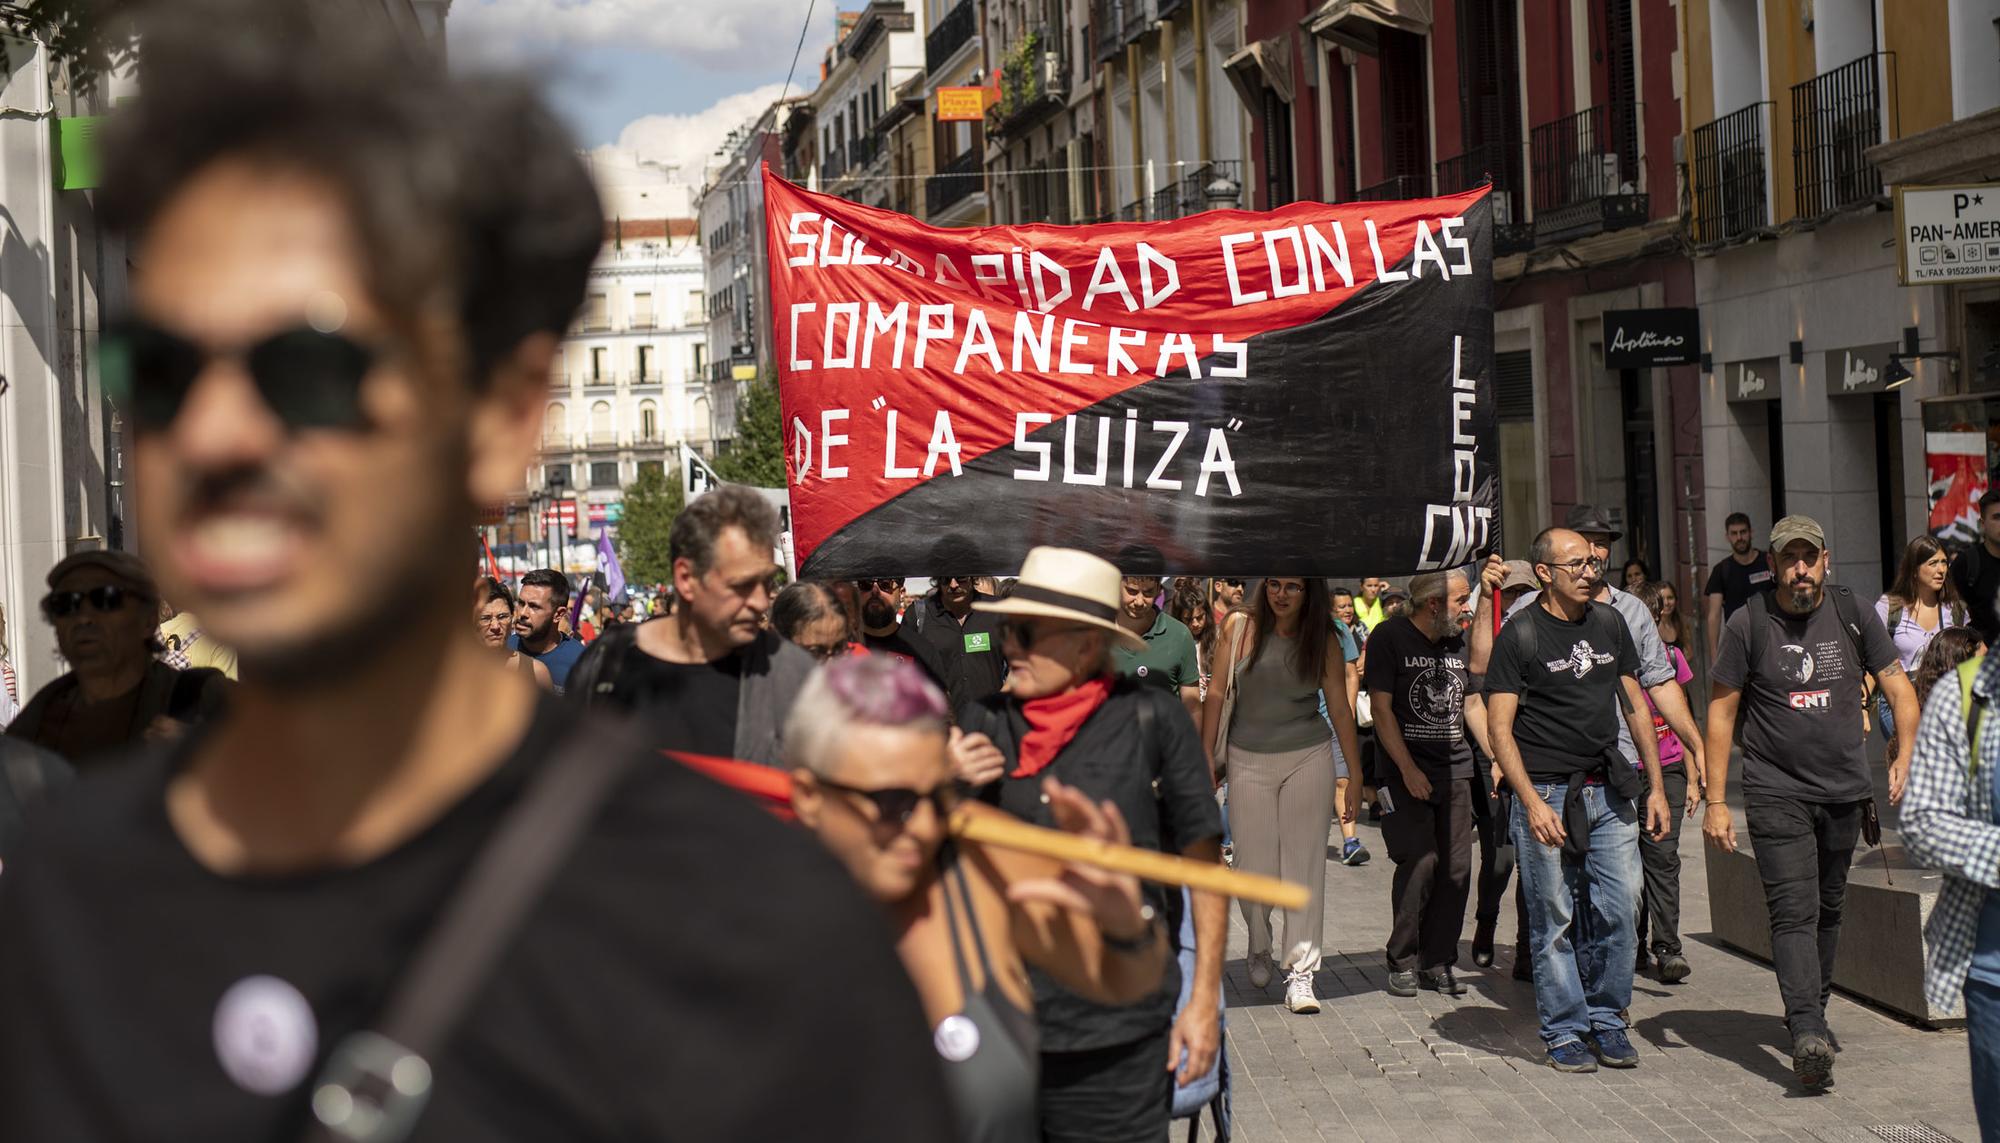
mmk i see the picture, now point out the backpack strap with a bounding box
[1826,585,1868,671]
[566,622,640,707]
[1746,591,1771,673]
[1962,655,1989,778]
[302,727,638,1143]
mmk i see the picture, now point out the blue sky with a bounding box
[449,0,834,164]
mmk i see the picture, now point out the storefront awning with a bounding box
[1221,31,1297,114]
[1303,0,1433,55]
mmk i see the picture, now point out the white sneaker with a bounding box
[1285,968,1321,1014]
[1247,952,1274,989]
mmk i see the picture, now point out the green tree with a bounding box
[617,465,682,588]
[714,372,786,488]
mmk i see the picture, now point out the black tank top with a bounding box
[935,842,1040,1143]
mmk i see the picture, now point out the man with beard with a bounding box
[508,567,585,690]
[854,577,945,689]
[1702,515,1915,1090]
[1365,570,1477,997]
[565,486,815,765]
[907,572,1008,718]
[1211,577,1246,629]
[1112,575,1202,719]
[0,13,954,1139]
[1705,512,1776,663]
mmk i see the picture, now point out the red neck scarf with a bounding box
[1012,676,1114,779]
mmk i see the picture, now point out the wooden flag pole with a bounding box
[949,808,1310,911]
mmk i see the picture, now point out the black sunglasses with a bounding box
[818,777,957,825]
[42,584,142,621]
[857,579,902,593]
[101,317,382,432]
[1219,578,1245,588]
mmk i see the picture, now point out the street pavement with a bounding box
[1204,805,1981,1143]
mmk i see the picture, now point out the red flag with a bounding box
[481,533,502,581]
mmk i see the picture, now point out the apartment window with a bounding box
[590,461,620,489]
[1456,0,1523,212]
[687,289,704,325]
[542,463,571,488]
[633,292,654,328]
[584,293,608,329]
[590,347,607,381]
[640,401,658,441]
[1379,28,1429,189]
[693,343,707,375]
[590,400,612,439]
[1261,88,1294,208]
[543,401,567,444]
[637,345,654,380]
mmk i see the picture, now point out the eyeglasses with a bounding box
[1218,578,1245,588]
[799,640,852,662]
[1546,557,1606,578]
[42,585,141,621]
[1265,581,1305,597]
[818,776,957,826]
[101,316,383,433]
[857,579,902,593]
[998,618,1090,652]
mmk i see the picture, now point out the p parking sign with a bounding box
[1896,183,2000,286]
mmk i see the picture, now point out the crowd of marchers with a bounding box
[2,6,1999,1143]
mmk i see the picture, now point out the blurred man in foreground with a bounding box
[0,10,953,1138]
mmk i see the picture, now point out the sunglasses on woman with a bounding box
[817,777,957,825]
[42,585,140,620]
[101,316,384,432]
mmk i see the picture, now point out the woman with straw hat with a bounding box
[949,546,1224,1143]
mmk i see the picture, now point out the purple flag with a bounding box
[595,531,626,604]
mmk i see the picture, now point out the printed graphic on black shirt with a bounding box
[1362,616,1473,779]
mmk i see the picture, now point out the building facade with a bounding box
[698,103,800,450]
[816,2,924,208]
[1687,0,2000,603]
[540,224,708,541]
[925,0,991,224]
[1090,0,1248,223]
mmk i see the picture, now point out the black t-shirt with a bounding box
[1361,616,1473,781]
[1954,546,2000,645]
[907,595,1009,719]
[1710,592,1900,803]
[860,626,948,692]
[1484,602,1640,781]
[966,681,1221,1053]
[0,700,955,1140]
[612,645,743,758]
[1705,552,1776,619]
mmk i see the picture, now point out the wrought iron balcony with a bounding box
[1529,101,1647,245]
[1434,141,1531,253]
[987,26,1068,139]
[1150,159,1243,221]
[1116,198,1145,221]
[1092,0,1147,63]
[1690,102,1771,246]
[926,0,976,72]
[1791,52,1894,219]
[1357,173,1431,202]
[926,147,984,217]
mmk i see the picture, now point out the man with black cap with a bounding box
[7,551,230,765]
[1702,514,1915,1091]
[1476,504,1708,982]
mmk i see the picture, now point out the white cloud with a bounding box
[451,0,821,67]
[601,83,788,180]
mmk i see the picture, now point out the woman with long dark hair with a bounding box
[1877,536,1968,750]
[1912,625,1985,707]
[1166,579,1216,694]
[1200,577,1363,1014]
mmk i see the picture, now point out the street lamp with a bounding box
[545,465,568,572]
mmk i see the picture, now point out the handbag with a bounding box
[1354,691,1374,729]
[1211,616,1251,776]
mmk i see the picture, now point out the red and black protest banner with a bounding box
[764,166,1495,578]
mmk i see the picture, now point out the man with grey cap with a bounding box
[6,550,229,765]
[1702,514,1915,1090]
[1473,505,1707,982]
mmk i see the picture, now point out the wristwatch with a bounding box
[1103,904,1160,953]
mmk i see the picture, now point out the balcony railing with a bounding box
[926,147,984,217]
[927,0,976,72]
[1690,102,1771,246]
[1092,0,1145,63]
[579,317,611,333]
[582,374,615,389]
[629,315,657,331]
[987,26,1067,139]
[1357,173,1431,202]
[1791,52,1894,219]
[1435,142,1532,254]
[1529,101,1648,245]
[1116,198,1145,221]
[1151,159,1243,221]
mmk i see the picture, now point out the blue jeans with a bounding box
[1512,780,1641,1047]
[1969,976,2000,1143]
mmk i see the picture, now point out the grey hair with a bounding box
[783,654,950,777]
[1408,572,1449,609]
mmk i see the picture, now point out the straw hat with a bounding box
[973,547,1147,652]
